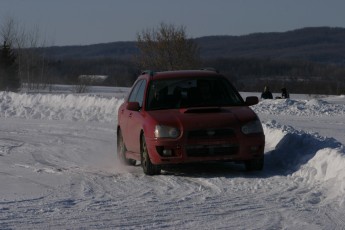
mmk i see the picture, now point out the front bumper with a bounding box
[146,133,265,165]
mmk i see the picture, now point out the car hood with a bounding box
[146,106,258,130]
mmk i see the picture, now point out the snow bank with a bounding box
[2,91,344,124]
[264,120,345,196]
[254,98,345,116]
[0,92,124,123]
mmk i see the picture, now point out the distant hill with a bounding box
[39,41,138,60]
[196,27,345,64]
[39,27,345,65]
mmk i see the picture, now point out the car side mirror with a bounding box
[245,96,259,106]
[127,101,141,111]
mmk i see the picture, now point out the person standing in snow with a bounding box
[281,87,289,99]
[261,86,273,99]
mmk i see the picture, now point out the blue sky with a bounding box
[1,0,345,46]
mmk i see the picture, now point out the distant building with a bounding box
[78,75,108,84]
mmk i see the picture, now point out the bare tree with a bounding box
[0,16,50,92]
[136,23,200,71]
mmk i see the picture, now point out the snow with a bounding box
[1,86,345,229]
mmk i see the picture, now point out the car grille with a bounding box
[186,128,238,157]
[186,144,239,157]
[188,128,235,139]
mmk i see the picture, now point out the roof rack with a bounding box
[200,68,219,73]
[141,70,155,76]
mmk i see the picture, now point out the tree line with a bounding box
[1,19,345,95]
[204,57,345,95]
[43,56,345,95]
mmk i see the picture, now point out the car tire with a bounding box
[141,135,161,175]
[117,129,136,166]
[245,157,264,171]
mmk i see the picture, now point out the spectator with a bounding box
[261,86,273,99]
[281,87,290,99]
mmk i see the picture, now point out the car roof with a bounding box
[138,70,223,81]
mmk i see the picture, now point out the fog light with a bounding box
[162,149,173,156]
[156,146,174,157]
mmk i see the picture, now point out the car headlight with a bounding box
[154,125,180,138]
[241,119,263,135]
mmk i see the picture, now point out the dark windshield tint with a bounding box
[146,77,244,110]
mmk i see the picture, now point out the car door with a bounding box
[123,79,147,153]
[120,80,142,148]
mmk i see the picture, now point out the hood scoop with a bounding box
[183,107,222,113]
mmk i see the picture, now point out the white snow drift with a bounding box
[0,91,124,123]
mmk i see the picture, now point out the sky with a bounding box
[1,0,345,46]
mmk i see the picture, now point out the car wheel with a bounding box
[117,129,136,166]
[245,157,264,171]
[141,135,161,175]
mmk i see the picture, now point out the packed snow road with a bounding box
[1,91,345,229]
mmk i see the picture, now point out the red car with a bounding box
[117,70,265,175]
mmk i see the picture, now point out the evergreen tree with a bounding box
[0,41,20,91]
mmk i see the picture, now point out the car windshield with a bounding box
[146,77,244,110]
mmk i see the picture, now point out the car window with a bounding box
[128,80,141,102]
[146,77,244,110]
[135,80,146,107]
[128,79,147,107]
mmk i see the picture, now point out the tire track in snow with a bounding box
[0,138,24,156]
[2,115,345,229]
[2,160,342,229]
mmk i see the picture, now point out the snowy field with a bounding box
[1,86,345,229]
